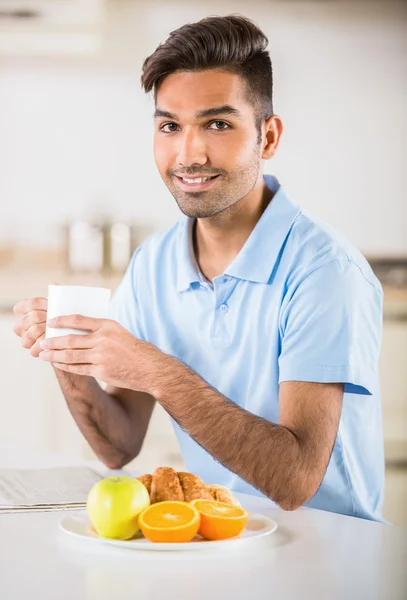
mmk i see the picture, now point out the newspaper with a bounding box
[0,466,103,513]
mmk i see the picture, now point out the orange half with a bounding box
[138,501,200,543]
[190,499,249,540]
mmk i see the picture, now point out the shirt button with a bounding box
[220,303,228,313]
[224,276,232,282]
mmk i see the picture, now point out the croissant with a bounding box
[136,467,240,506]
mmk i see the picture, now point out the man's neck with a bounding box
[194,177,274,282]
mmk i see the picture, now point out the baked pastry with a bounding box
[136,467,239,506]
[177,472,214,502]
[206,484,241,507]
[150,467,184,503]
[136,474,152,496]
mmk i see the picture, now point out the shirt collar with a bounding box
[176,175,301,291]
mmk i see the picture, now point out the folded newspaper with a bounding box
[0,466,104,513]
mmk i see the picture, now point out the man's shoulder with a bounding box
[285,210,382,293]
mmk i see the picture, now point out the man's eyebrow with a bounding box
[195,105,242,119]
[154,105,242,120]
[154,109,176,119]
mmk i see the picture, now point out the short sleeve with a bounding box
[108,246,144,340]
[278,259,383,395]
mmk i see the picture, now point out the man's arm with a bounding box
[54,370,155,469]
[152,360,343,510]
[38,314,343,508]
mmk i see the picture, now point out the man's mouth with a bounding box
[178,175,217,183]
[173,174,220,191]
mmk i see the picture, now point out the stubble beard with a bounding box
[165,146,262,219]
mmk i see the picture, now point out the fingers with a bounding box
[22,309,47,328]
[13,298,48,343]
[39,349,94,365]
[47,314,102,333]
[21,323,46,349]
[13,321,23,337]
[40,333,97,350]
[13,311,46,338]
[31,334,45,358]
[13,297,47,316]
[52,362,94,377]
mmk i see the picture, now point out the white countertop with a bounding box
[0,453,406,600]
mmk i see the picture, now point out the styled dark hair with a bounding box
[141,15,273,129]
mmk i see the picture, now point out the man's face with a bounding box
[153,69,263,219]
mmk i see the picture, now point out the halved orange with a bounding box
[190,499,249,540]
[138,501,200,543]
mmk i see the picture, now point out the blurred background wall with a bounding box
[0,0,406,525]
[0,0,406,253]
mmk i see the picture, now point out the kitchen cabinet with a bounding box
[0,314,56,458]
[380,318,407,463]
[383,467,407,526]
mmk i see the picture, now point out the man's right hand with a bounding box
[13,297,48,358]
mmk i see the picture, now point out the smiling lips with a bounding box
[174,174,220,190]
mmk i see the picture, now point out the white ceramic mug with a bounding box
[46,285,111,339]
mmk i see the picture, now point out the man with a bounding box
[13,15,384,521]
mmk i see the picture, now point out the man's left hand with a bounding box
[39,315,162,392]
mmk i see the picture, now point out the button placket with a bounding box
[209,277,238,346]
[213,276,237,310]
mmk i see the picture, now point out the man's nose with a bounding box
[176,129,207,167]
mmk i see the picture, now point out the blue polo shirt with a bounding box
[110,175,385,521]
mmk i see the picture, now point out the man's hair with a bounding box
[141,15,273,132]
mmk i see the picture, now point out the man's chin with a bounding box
[166,183,230,218]
[177,206,217,219]
[169,193,214,219]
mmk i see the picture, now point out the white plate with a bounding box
[59,511,277,551]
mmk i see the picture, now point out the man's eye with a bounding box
[208,121,230,130]
[160,122,179,133]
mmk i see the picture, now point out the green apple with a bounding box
[87,476,150,540]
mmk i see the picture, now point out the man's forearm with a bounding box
[54,369,136,468]
[151,358,317,509]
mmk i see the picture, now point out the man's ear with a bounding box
[262,115,283,160]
